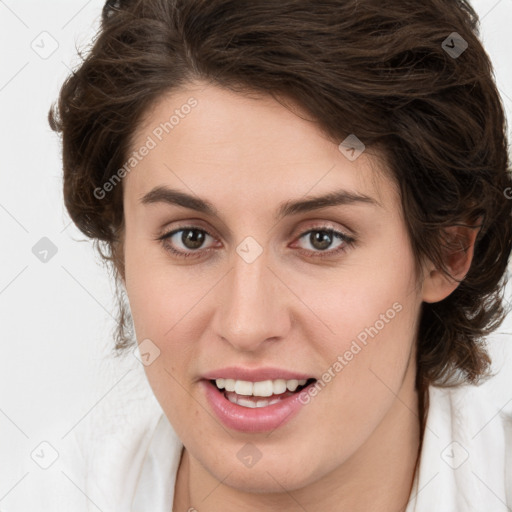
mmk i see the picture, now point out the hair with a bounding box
[49,0,512,454]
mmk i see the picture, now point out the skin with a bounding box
[120,81,478,511]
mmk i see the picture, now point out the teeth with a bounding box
[227,394,282,408]
[215,378,308,396]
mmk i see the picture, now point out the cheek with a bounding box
[299,236,420,398]
[124,231,184,336]
[294,266,420,466]
[123,235,204,389]
[303,242,418,351]
[124,259,200,424]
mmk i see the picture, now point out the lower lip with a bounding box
[201,379,315,433]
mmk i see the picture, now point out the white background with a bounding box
[0,0,511,510]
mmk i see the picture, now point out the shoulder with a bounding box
[63,366,169,511]
[407,382,512,512]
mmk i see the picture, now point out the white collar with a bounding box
[405,384,512,512]
[131,412,183,511]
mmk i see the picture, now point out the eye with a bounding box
[292,228,355,259]
[158,227,218,259]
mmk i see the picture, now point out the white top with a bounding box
[57,376,512,512]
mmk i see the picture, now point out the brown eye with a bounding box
[290,226,356,260]
[307,231,335,251]
[159,227,217,259]
[180,229,206,250]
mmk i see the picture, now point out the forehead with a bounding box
[124,82,395,213]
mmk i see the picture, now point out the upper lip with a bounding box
[202,366,316,382]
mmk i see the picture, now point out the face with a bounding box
[122,81,425,493]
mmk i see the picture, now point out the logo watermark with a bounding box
[298,301,403,404]
[93,97,198,200]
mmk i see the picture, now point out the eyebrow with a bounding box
[140,185,379,220]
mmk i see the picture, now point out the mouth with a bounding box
[202,376,318,432]
[208,377,317,408]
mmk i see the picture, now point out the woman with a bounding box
[49,0,512,510]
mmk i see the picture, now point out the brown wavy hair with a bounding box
[49,0,512,449]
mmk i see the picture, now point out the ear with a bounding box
[422,219,482,304]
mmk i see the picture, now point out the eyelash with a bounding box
[157,225,356,260]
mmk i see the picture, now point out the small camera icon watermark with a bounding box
[236,443,263,468]
[133,338,161,366]
[30,441,59,469]
[236,236,263,264]
[440,441,469,469]
[338,134,366,161]
[32,237,58,263]
[442,32,468,59]
[31,31,59,60]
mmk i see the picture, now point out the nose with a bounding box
[212,248,292,352]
